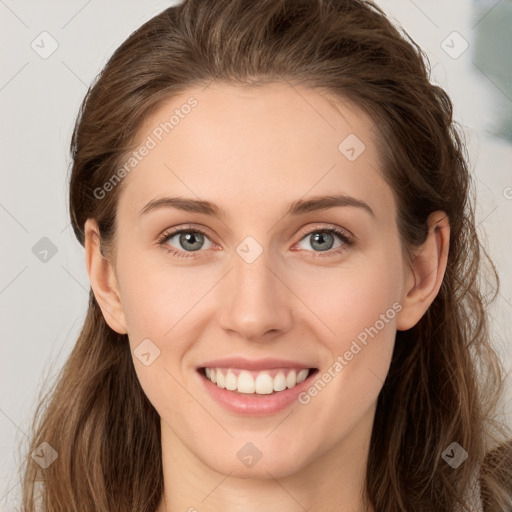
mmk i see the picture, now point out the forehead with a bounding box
[115,81,394,223]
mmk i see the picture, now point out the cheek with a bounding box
[292,258,402,445]
[293,247,403,401]
[118,252,204,423]
[293,248,403,346]
[115,249,210,338]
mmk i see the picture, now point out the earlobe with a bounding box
[396,211,450,331]
[84,218,128,335]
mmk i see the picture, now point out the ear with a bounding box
[84,218,128,334]
[396,211,450,331]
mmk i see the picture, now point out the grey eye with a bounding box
[165,231,213,252]
[297,231,343,252]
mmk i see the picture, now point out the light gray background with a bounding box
[1,0,511,509]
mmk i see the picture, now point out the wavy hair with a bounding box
[18,0,511,510]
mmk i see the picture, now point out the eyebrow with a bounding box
[139,194,375,219]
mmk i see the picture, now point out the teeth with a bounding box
[255,373,274,394]
[286,370,297,388]
[204,367,311,394]
[238,371,255,393]
[225,371,237,391]
[273,372,287,391]
[216,371,225,389]
[297,369,309,383]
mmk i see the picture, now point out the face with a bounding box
[92,81,414,479]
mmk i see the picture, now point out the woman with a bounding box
[20,0,512,510]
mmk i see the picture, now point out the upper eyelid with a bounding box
[160,224,213,243]
[296,223,352,240]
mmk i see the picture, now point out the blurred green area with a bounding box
[472,0,512,142]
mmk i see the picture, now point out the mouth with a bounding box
[198,366,319,395]
[196,357,320,415]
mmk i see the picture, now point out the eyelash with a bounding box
[157,224,354,259]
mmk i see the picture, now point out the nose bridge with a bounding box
[218,237,292,340]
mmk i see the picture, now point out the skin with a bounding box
[85,81,450,512]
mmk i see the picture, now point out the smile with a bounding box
[202,367,312,394]
[196,357,319,415]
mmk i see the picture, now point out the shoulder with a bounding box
[479,439,512,511]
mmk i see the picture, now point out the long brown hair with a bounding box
[19,0,512,510]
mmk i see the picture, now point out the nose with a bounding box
[217,245,293,343]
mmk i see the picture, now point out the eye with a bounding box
[158,226,214,258]
[294,225,354,256]
[158,224,354,259]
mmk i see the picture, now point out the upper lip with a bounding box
[199,357,315,371]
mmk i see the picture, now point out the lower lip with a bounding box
[197,369,317,416]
